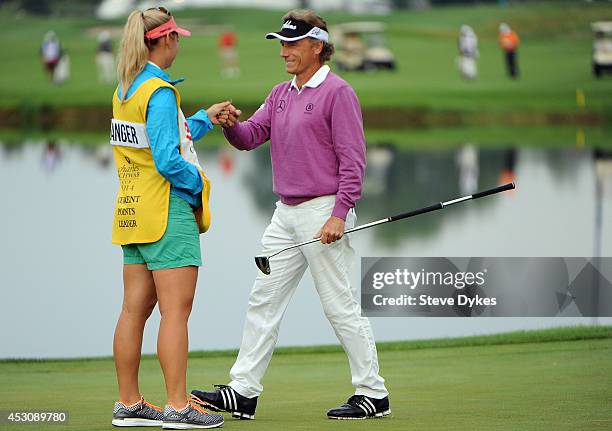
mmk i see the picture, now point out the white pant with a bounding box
[229,196,388,399]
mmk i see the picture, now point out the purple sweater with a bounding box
[223,71,366,220]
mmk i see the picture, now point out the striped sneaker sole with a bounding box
[162,420,224,430]
[112,418,164,427]
[328,409,391,420]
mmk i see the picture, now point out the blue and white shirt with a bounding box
[118,62,212,208]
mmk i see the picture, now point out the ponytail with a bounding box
[117,9,170,101]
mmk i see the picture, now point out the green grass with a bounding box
[1,2,612,115]
[1,326,611,430]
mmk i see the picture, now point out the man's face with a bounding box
[280,38,322,75]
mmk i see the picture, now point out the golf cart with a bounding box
[331,22,396,71]
[592,21,612,77]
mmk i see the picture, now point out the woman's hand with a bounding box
[206,100,232,125]
[206,100,241,128]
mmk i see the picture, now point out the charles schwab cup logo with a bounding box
[282,20,297,30]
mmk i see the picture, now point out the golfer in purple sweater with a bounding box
[191,9,390,420]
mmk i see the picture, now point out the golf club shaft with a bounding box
[268,182,515,258]
[389,181,515,222]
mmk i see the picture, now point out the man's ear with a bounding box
[313,40,323,55]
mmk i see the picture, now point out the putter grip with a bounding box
[472,182,515,199]
[389,203,443,222]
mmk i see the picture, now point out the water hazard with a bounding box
[1,139,611,358]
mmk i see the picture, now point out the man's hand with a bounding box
[314,216,345,244]
[220,104,241,128]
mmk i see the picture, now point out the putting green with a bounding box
[0,326,610,430]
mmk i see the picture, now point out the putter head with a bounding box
[254,255,271,275]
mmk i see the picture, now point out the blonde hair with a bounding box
[116,9,171,100]
[282,9,334,62]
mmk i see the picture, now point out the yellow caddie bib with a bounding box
[110,77,211,245]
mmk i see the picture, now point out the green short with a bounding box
[122,194,202,270]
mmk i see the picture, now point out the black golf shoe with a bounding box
[190,385,257,420]
[327,395,391,420]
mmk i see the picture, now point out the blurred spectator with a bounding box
[218,30,240,78]
[364,144,395,195]
[95,145,113,169]
[40,31,62,81]
[54,53,70,85]
[499,148,517,185]
[456,144,479,195]
[457,25,479,80]
[41,141,61,173]
[96,31,115,83]
[218,147,235,175]
[498,23,520,79]
[342,32,367,70]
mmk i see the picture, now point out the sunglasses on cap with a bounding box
[146,6,171,15]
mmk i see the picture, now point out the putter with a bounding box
[255,182,516,275]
